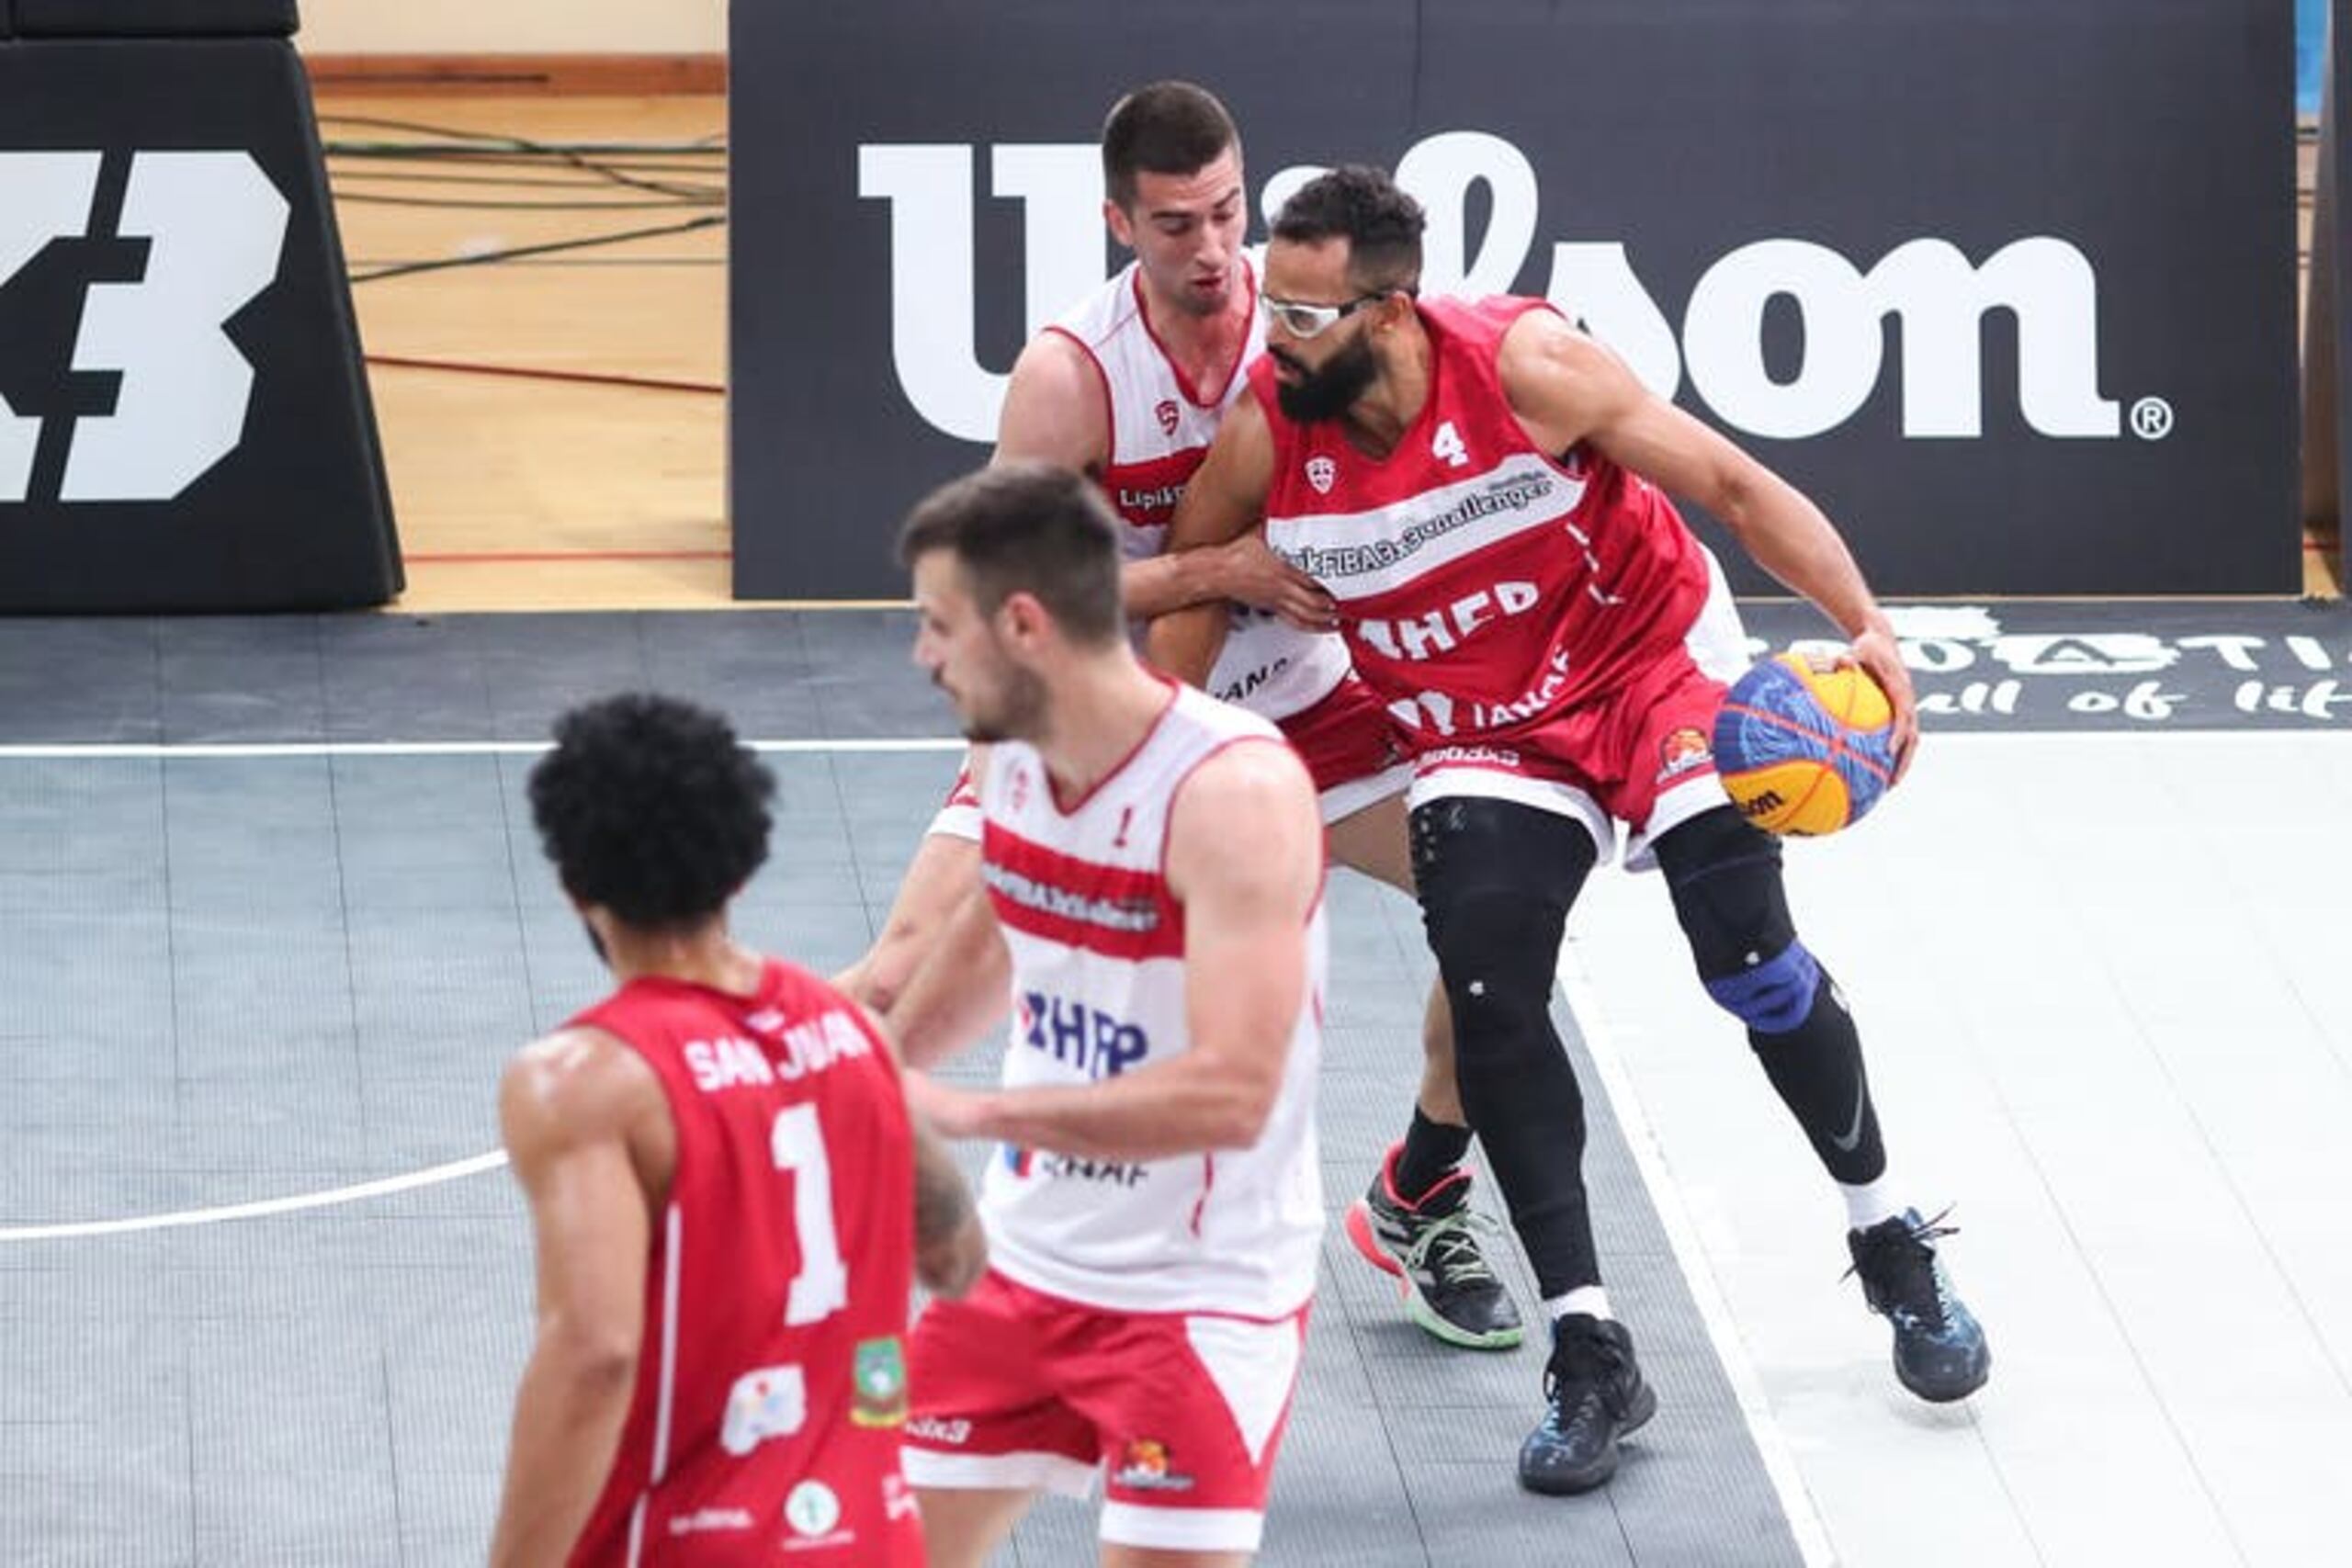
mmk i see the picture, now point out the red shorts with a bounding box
[1277,673,1410,825]
[1406,648,1733,864]
[899,1269,1309,1554]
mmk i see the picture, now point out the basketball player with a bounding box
[888,462,1326,1565]
[843,81,1522,1352]
[489,693,987,1566]
[1149,166,1990,1495]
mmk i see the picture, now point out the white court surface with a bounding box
[1563,731,2352,1568]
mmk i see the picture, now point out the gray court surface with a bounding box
[14,603,2153,1568]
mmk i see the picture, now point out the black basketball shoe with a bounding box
[1518,1313,1657,1495]
[1846,1207,1992,1403]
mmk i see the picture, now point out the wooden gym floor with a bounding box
[326,94,730,612]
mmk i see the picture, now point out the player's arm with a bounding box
[488,1030,664,1568]
[847,995,990,1298]
[1499,311,1918,775]
[884,879,1013,1070]
[998,328,1324,630]
[834,750,985,1013]
[831,831,979,1013]
[910,1115,987,1297]
[1124,408,1330,626]
[1126,526,1329,628]
[1142,395,1306,681]
[910,740,1319,1161]
[993,331,1109,470]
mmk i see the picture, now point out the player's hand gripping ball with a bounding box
[1711,652,1897,836]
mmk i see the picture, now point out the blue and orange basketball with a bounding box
[1711,653,1897,836]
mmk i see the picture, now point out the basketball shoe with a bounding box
[1519,1313,1657,1495]
[1345,1145,1523,1349]
[1846,1207,1991,1402]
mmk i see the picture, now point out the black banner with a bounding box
[2333,1,2352,571]
[733,0,2300,602]
[0,17,400,612]
[1741,599,2352,730]
[9,2,298,36]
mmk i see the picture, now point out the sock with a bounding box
[1840,1173,1906,1232]
[1393,1108,1473,1202]
[1544,1285,1612,1323]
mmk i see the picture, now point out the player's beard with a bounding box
[956,661,1048,745]
[1272,333,1379,424]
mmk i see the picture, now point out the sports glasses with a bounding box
[1258,291,1388,340]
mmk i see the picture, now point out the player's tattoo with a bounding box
[914,1136,975,1246]
[911,1122,984,1297]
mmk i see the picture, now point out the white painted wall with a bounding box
[296,0,725,52]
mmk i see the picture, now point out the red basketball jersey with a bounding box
[1251,296,1712,751]
[563,960,922,1565]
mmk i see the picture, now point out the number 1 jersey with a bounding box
[563,960,922,1565]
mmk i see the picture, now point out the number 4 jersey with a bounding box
[563,960,923,1565]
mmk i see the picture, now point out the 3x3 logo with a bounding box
[0,150,288,505]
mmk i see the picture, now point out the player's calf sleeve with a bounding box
[1746,967,1887,1184]
[1656,807,1889,1185]
[1411,797,1604,1296]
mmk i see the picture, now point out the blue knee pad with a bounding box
[1703,940,1821,1034]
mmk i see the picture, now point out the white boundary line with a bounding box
[1555,938,1840,1568]
[0,738,967,760]
[0,1151,511,1242]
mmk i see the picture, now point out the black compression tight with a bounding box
[1409,795,1604,1298]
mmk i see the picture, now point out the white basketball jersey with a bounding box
[975,682,1326,1317]
[1046,260,1351,721]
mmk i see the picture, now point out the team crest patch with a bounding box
[783,1479,853,1548]
[1111,1438,1195,1492]
[1657,726,1713,783]
[851,1337,909,1428]
[1155,398,1181,437]
[1305,455,1337,494]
